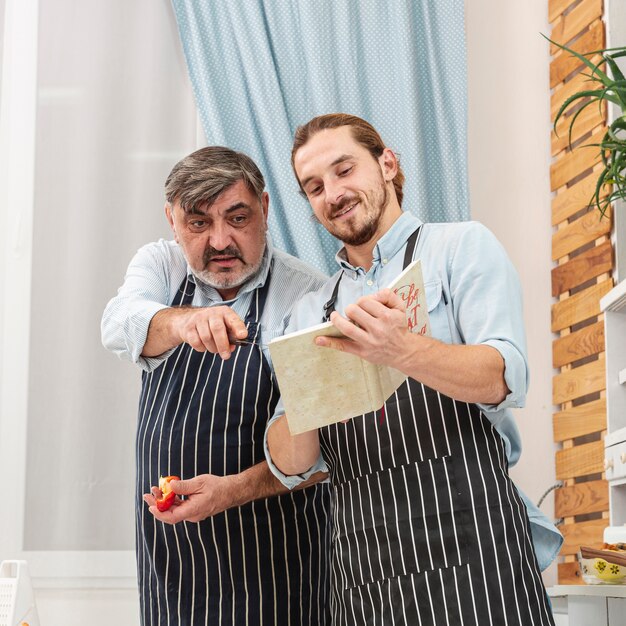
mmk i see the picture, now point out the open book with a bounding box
[269,259,430,434]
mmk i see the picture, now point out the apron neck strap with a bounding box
[173,276,196,307]
[244,261,272,327]
[402,224,422,268]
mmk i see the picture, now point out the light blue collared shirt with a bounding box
[265,211,562,570]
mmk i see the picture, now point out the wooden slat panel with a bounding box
[554,398,607,441]
[560,517,608,555]
[556,440,604,480]
[550,0,603,53]
[552,205,612,260]
[551,278,613,331]
[550,126,605,191]
[558,560,583,584]
[551,2,610,590]
[552,171,608,225]
[550,21,605,88]
[553,356,605,404]
[549,0,579,23]
[551,100,606,156]
[552,320,605,368]
[551,240,613,296]
[555,480,609,518]
[551,67,596,121]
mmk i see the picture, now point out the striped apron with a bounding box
[135,270,330,626]
[319,228,555,626]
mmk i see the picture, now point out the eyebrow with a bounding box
[223,202,252,213]
[184,201,252,216]
[300,154,354,189]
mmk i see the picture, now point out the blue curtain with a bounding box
[172,0,469,275]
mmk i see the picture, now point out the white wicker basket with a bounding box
[0,561,39,626]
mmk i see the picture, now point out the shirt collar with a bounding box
[335,211,423,275]
[186,233,274,303]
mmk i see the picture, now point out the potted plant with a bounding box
[549,37,626,218]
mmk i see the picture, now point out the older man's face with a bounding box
[166,180,268,300]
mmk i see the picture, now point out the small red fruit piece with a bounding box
[156,475,180,512]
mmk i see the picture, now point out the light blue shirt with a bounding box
[265,211,562,570]
[101,235,327,371]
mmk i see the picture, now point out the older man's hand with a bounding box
[174,305,248,358]
[143,305,248,360]
[143,474,239,524]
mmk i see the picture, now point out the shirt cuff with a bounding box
[517,486,563,571]
[478,339,528,412]
[263,412,329,490]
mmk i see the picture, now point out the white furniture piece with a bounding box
[549,584,626,626]
[602,280,626,536]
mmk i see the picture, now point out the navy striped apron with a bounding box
[319,228,555,626]
[136,269,330,626]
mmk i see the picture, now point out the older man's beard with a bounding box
[192,240,267,293]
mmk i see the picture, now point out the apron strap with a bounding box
[402,224,423,268]
[322,224,424,323]
[173,275,196,307]
[322,274,342,323]
[244,261,273,340]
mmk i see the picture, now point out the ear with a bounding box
[165,203,178,242]
[379,148,398,182]
[261,191,269,226]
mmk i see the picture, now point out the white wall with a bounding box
[465,0,558,587]
[0,0,197,624]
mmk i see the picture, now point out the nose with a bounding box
[324,178,345,207]
[209,221,233,251]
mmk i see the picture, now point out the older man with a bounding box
[266,114,561,626]
[102,146,330,626]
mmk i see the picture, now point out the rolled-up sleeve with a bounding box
[101,242,176,371]
[264,398,329,490]
[481,338,527,412]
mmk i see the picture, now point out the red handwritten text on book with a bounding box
[394,283,428,335]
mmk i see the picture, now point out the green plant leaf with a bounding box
[592,167,611,217]
[604,58,626,107]
[606,122,626,141]
[606,55,626,83]
[602,93,625,107]
[608,49,626,60]
[553,89,606,132]
[544,36,626,217]
[543,35,612,85]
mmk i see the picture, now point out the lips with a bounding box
[332,200,359,220]
[208,256,241,268]
[203,244,244,270]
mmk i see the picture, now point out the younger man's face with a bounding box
[293,125,390,247]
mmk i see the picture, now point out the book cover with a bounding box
[269,259,430,434]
